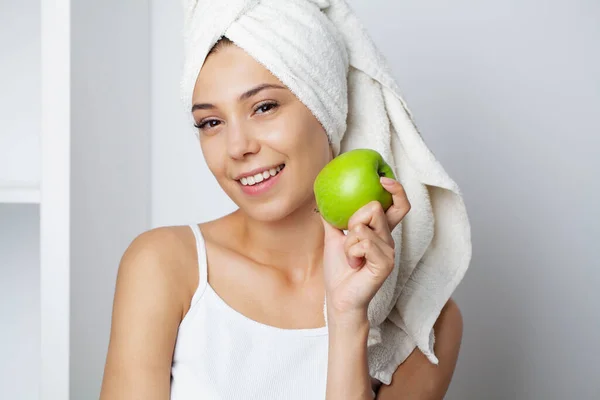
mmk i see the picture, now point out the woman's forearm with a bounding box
[326,309,374,400]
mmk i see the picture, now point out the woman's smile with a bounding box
[237,164,286,196]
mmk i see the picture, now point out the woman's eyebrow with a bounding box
[191,83,286,112]
[239,83,286,101]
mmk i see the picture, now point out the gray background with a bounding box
[151,0,600,398]
[70,0,151,397]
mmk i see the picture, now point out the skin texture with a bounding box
[99,40,463,399]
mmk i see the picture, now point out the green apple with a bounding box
[314,148,396,230]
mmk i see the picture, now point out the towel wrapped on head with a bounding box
[180,0,472,385]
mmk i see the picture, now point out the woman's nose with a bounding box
[226,121,260,160]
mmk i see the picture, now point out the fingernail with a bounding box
[348,256,365,269]
[380,177,396,186]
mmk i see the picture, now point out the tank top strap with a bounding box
[188,224,209,305]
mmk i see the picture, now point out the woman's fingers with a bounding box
[344,223,393,270]
[343,230,364,269]
[380,177,411,231]
[347,234,395,277]
[342,178,410,272]
[347,201,394,248]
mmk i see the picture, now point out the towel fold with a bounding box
[180,0,472,384]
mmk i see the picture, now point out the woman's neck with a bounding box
[234,202,325,284]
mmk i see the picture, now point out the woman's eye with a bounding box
[195,119,221,130]
[255,102,278,114]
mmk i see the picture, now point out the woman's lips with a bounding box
[238,165,285,196]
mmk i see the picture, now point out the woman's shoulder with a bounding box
[102,226,202,396]
[124,225,197,264]
[116,225,201,305]
[117,214,237,288]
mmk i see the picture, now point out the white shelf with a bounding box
[1,0,151,397]
[0,0,41,189]
[0,204,40,400]
[0,182,40,204]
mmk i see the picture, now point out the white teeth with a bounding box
[239,164,284,186]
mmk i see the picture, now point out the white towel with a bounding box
[180,0,472,385]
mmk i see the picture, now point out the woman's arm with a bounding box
[326,309,374,400]
[99,229,188,400]
[325,298,463,400]
[322,179,412,400]
[377,298,464,400]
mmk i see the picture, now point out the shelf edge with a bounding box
[0,183,41,204]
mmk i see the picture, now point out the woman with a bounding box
[99,34,463,399]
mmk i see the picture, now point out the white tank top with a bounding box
[170,224,331,399]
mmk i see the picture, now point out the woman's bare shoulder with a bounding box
[101,226,199,399]
[117,225,200,305]
[122,225,197,267]
[120,214,239,288]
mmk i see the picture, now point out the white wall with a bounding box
[150,0,237,228]
[70,1,151,398]
[151,0,600,398]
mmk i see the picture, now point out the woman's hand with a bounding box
[321,177,411,322]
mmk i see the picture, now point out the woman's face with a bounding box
[191,43,332,222]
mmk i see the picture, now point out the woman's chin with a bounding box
[243,204,293,223]
[224,179,317,224]
[233,198,297,222]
